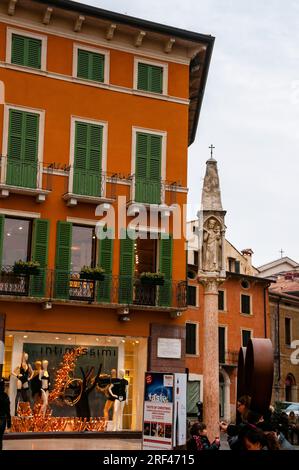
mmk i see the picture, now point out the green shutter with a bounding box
[6,110,39,188]
[29,219,49,297]
[158,235,173,306]
[97,229,113,303]
[11,34,41,69]
[118,230,134,304]
[73,121,103,196]
[0,215,5,267]
[54,221,72,299]
[137,63,163,93]
[77,49,104,82]
[135,133,161,204]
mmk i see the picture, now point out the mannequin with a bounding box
[30,360,42,404]
[108,369,128,431]
[103,368,117,421]
[12,352,33,415]
[40,360,50,416]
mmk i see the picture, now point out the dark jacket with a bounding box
[187,434,220,451]
[0,392,11,428]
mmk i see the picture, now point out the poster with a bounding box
[173,373,187,447]
[142,372,174,450]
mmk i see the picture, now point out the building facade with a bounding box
[186,220,271,422]
[0,0,214,431]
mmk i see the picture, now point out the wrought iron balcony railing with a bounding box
[63,168,118,200]
[0,156,52,193]
[219,350,239,366]
[0,267,187,310]
[129,175,182,205]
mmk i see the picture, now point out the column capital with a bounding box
[198,273,225,294]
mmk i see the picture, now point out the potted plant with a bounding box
[80,266,105,281]
[13,260,40,276]
[140,272,165,286]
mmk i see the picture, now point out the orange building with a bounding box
[186,224,271,422]
[0,0,214,431]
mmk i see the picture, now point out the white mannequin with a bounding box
[40,360,50,416]
[109,369,128,431]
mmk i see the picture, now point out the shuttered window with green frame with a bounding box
[6,109,39,189]
[73,121,103,197]
[158,235,173,307]
[77,49,105,83]
[135,132,162,204]
[11,34,42,69]
[29,219,50,297]
[118,230,134,304]
[137,62,163,94]
[97,228,113,303]
[54,221,72,299]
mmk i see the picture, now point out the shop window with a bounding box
[187,285,197,306]
[71,225,96,272]
[242,329,251,347]
[186,322,198,355]
[2,217,31,265]
[218,290,225,311]
[241,294,251,314]
[218,326,226,363]
[285,318,291,346]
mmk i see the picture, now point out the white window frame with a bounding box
[69,116,108,196]
[73,43,110,84]
[6,27,47,71]
[240,293,252,315]
[187,284,199,308]
[218,288,226,312]
[1,104,45,188]
[241,328,253,348]
[131,126,167,203]
[134,57,168,95]
[185,321,199,356]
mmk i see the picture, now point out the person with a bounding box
[187,422,220,451]
[219,395,252,450]
[241,424,267,451]
[202,218,221,272]
[0,378,11,451]
[288,411,299,445]
[108,369,128,431]
[12,352,33,415]
[30,360,42,404]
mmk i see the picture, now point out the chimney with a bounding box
[241,248,254,267]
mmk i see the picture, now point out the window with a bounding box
[241,294,251,314]
[71,225,96,272]
[187,381,201,416]
[72,121,104,197]
[242,329,251,347]
[187,285,197,306]
[285,318,291,346]
[134,132,162,204]
[218,327,226,363]
[6,109,40,188]
[228,258,234,272]
[218,290,225,311]
[193,251,199,266]
[77,48,105,82]
[11,33,42,69]
[137,62,163,93]
[2,217,31,265]
[235,260,240,273]
[186,323,198,355]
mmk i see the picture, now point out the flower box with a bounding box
[79,266,105,281]
[13,260,40,276]
[140,272,165,286]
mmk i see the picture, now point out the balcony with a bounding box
[0,268,187,311]
[0,157,51,202]
[63,169,118,206]
[129,175,181,206]
[219,350,239,367]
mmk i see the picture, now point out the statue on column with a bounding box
[202,218,222,272]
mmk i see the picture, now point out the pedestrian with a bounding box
[187,422,220,451]
[288,411,299,445]
[0,378,11,451]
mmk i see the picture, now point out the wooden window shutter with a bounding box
[77,49,105,82]
[6,110,39,188]
[137,63,163,93]
[73,121,103,196]
[158,235,173,306]
[11,34,41,69]
[97,228,113,302]
[135,132,162,204]
[54,221,72,299]
[118,229,134,304]
[150,65,163,93]
[29,219,50,297]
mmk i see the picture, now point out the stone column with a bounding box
[202,278,220,441]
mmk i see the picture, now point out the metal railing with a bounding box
[64,168,118,199]
[219,350,239,366]
[129,175,182,205]
[0,267,187,309]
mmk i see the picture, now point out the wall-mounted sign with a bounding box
[157,338,181,359]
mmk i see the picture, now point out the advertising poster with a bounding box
[142,372,174,450]
[173,373,187,447]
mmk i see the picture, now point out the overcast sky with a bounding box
[76,0,299,267]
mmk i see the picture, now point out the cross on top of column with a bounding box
[209,144,215,159]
